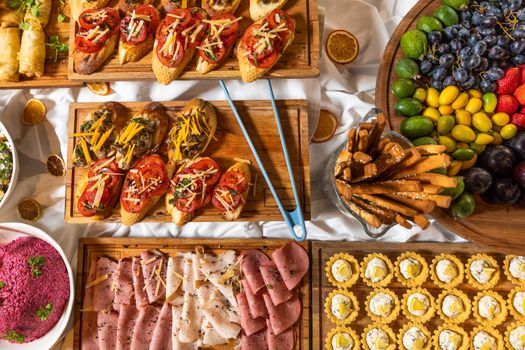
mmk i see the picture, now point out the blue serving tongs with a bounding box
[219,80,307,241]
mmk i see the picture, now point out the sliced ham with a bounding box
[266,318,294,350]
[81,312,99,350]
[116,304,138,350]
[92,257,118,311]
[241,250,270,294]
[201,299,242,340]
[150,303,173,350]
[241,279,267,319]
[141,250,167,304]
[113,258,134,310]
[259,262,293,306]
[166,254,184,304]
[130,305,159,350]
[83,258,97,311]
[271,242,309,291]
[98,310,119,350]
[241,328,268,350]
[263,292,301,336]
[132,257,148,307]
[179,253,203,343]
[197,250,238,307]
[236,291,266,336]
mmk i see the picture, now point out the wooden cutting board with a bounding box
[312,241,522,349]
[67,0,320,82]
[65,99,310,223]
[73,237,310,350]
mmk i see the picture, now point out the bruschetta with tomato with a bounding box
[73,102,130,168]
[118,4,160,64]
[237,9,295,83]
[73,8,121,75]
[71,0,110,23]
[159,0,197,15]
[117,0,154,16]
[166,98,217,163]
[195,14,241,74]
[165,157,221,226]
[212,161,251,220]
[113,102,169,170]
[152,7,208,85]
[120,154,171,225]
[249,0,286,21]
[201,0,242,16]
[76,157,124,220]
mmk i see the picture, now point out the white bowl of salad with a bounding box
[0,122,18,210]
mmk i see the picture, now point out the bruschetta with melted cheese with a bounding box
[236,9,295,83]
[120,154,171,225]
[152,7,208,85]
[195,14,241,74]
[73,8,121,75]
[165,157,221,226]
[118,4,160,64]
[249,0,287,21]
[212,161,251,220]
[201,0,242,16]
[112,102,169,170]
[73,102,130,167]
[76,157,124,220]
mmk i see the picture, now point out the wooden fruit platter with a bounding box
[73,237,310,350]
[67,0,320,82]
[64,99,310,223]
[312,241,523,349]
[374,0,525,255]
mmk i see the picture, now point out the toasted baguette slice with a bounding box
[121,193,163,225]
[249,0,286,21]
[218,161,251,221]
[74,30,119,75]
[201,0,242,16]
[152,41,195,85]
[195,41,234,74]
[119,33,154,64]
[71,0,110,22]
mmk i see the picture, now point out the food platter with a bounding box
[375,0,525,255]
[73,237,310,349]
[312,241,524,349]
[67,0,320,82]
[65,99,310,223]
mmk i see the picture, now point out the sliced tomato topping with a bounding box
[134,4,159,32]
[139,162,169,197]
[268,9,294,41]
[162,8,192,30]
[248,49,279,68]
[199,44,226,63]
[79,8,120,32]
[170,175,205,212]
[184,8,208,47]
[212,182,242,212]
[75,34,106,53]
[88,158,121,189]
[221,33,236,47]
[156,33,184,67]
[78,187,110,217]
[120,17,148,44]
[212,14,238,36]
[220,170,247,192]
[186,159,221,186]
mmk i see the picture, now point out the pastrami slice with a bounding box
[263,292,301,336]
[236,291,267,336]
[259,262,293,306]
[241,249,271,294]
[266,318,295,350]
[241,278,267,319]
[271,242,309,291]
[241,328,269,350]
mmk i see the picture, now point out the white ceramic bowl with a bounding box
[0,121,19,210]
[0,223,74,350]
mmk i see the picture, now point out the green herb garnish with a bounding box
[3,330,25,343]
[36,303,53,321]
[57,13,66,22]
[0,281,5,289]
[27,256,45,277]
[18,21,30,31]
[46,35,69,62]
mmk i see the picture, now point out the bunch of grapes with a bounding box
[421,0,525,92]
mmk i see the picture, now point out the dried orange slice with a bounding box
[47,154,65,176]
[87,82,111,95]
[326,30,359,65]
[312,109,338,143]
[22,98,47,126]
[18,198,41,221]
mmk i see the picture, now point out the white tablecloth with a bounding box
[0,0,467,269]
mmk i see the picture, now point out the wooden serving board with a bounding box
[73,237,310,350]
[65,99,310,223]
[0,1,81,89]
[374,0,525,255]
[67,0,320,82]
[312,241,522,349]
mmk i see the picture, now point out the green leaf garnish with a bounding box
[0,281,5,289]
[46,35,69,62]
[36,303,53,321]
[19,21,30,30]
[57,13,66,22]
[3,331,25,343]
[27,256,45,277]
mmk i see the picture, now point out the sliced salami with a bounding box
[271,242,309,291]
[266,318,295,350]
[236,291,267,336]
[263,292,301,336]
[241,328,269,350]
[241,249,271,294]
[241,278,267,319]
[259,262,293,306]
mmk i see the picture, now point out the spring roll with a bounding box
[19,23,46,77]
[0,3,23,28]
[24,0,52,27]
[0,27,21,82]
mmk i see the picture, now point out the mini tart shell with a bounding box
[325,326,360,350]
[325,289,360,325]
[436,288,471,324]
[466,254,500,290]
[472,290,508,327]
[401,287,436,324]
[360,253,394,288]
[504,255,525,287]
[508,287,525,321]
[429,253,464,289]
[361,324,396,350]
[397,322,431,350]
[326,253,360,288]
[365,288,400,324]
[433,323,469,350]
[505,322,525,350]
[394,252,429,287]
[470,326,504,350]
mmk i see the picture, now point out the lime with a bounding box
[400,116,434,138]
[400,30,428,59]
[392,78,416,98]
[433,5,459,27]
[395,58,420,79]
[441,177,465,200]
[413,136,437,146]
[394,97,423,117]
[442,0,469,11]
[416,16,444,33]
[451,193,475,218]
